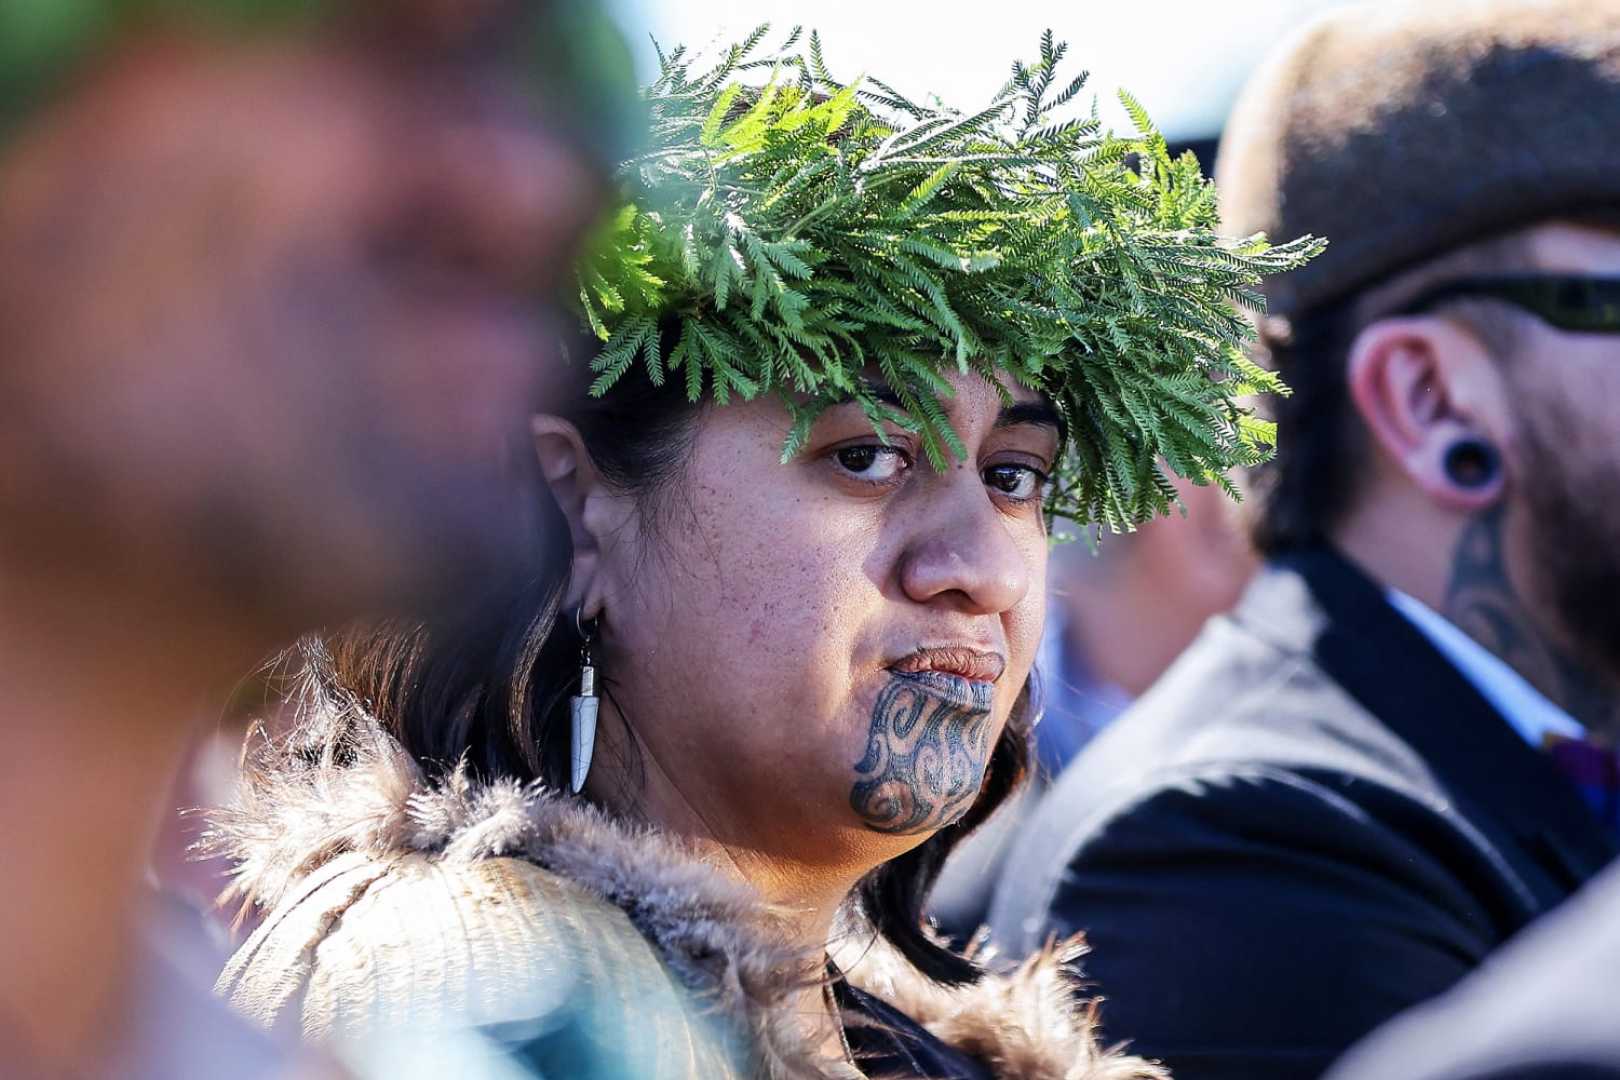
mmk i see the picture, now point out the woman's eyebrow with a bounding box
[853,379,907,411]
[996,400,1065,441]
[847,381,1064,441]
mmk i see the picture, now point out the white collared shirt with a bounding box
[1387,588,1587,749]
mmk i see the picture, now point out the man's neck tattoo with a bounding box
[1444,506,1617,733]
[849,676,995,835]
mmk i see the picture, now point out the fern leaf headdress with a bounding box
[581,28,1323,530]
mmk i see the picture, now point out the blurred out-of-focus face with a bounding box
[1502,223,1620,675]
[0,21,602,632]
[589,372,1058,863]
[1054,473,1254,699]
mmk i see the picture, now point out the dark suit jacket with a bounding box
[1326,856,1620,1080]
[989,548,1618,1080]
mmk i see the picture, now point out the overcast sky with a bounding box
[610,0,1375,140]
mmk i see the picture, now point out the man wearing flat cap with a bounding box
[990,3,1620,1077]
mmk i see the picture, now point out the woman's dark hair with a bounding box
[305,340,1032,987]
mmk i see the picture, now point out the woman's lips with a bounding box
[887,647,1004,712]
[889,646,1005,683]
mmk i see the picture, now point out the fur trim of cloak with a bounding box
[206,718,1165,1080]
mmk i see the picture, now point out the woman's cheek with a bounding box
[1012,537,1049,654]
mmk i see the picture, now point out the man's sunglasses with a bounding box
[1397,275,1620,333]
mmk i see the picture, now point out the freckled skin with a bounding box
[585,372,1054,870]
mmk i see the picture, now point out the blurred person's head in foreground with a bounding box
[1231,0,1620,735]
[0,0,633,653]
[207,29,1317,1077]
[1054,477,1255,699]
[0,3,628,1076]
[1036,479,1254,773]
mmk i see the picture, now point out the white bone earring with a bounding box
[569,611,599,795]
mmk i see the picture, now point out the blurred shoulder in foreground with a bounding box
[1327,856,1620,1080]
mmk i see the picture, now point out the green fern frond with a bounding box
[578,27,1323,529]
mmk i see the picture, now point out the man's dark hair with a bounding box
[1247,300,1366,554]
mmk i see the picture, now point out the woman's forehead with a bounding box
[904,371,1058,428]
[857,369,1048,406]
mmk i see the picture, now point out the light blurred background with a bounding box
[611,0,1362,144]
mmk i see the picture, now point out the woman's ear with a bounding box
[1346,316,1510,513]
[532,415,616,617]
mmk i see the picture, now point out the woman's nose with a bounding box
[898,493,1032,615]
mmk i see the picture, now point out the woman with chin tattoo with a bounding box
[206,30,1318,1080]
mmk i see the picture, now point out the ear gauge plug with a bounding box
[1443,437,1502,490]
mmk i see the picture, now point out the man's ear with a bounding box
[1346,316,1511,513]
[532,415,616,617]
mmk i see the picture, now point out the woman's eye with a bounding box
[984,463,1046,501]
[834,445,908,483]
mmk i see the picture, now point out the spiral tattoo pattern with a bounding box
[849,675,996,835]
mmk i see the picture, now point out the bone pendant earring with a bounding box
[570,612,599,794]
